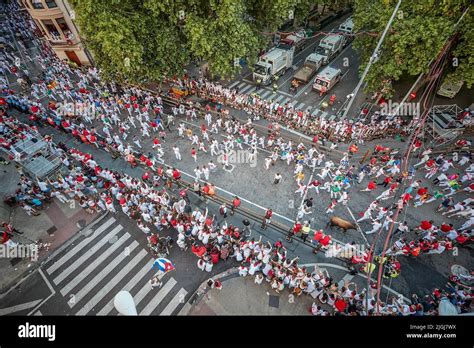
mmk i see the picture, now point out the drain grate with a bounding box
[46,226,57,236]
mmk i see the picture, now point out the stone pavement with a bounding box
[188,274,314,315]
[0,160,98,293]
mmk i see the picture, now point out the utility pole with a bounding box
[341,0,403,120]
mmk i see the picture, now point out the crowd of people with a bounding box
[0,0,472,316]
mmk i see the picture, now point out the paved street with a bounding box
[0,0,472,322]
[225,13,361,121]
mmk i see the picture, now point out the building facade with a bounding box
[20,0,93,66]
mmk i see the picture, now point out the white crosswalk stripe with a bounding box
[281,97,292,105]
[228,80,240,89]
[304,105,313,112]
[320,111,328,119]
[139,277,177,315]
[239,84,253,94]
[59,231,130,295]
[40,219,188,316]
[75,249,148,315]
[295,102,306,110]
[243,86,256,95]
[96,259,155,316]
[288,100,298,108]
[68,240,140,307]
[311,108,321,117]
[46,217,116,274]
[236,81,247,89]
[259,90,272,99]
[161,288,188,315]
[274,94,285,103]
[51,224,123,285]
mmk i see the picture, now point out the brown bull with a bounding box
[327,216,357,233]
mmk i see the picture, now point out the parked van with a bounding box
[339,17,354,34]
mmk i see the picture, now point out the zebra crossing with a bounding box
[42,216,188,316]
[227,80,337,121]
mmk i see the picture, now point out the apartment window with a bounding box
[31,0,44,9]
[56,18,74,39]
[41,19,61,40]
[45,0,58,8]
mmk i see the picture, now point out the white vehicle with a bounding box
[338,17,354,43]
[339,17,354,34]
[313,66,342,92]
[253,47,295,86]
[279,29,307,52]
[437,79,464,98]
[314,33,346,65]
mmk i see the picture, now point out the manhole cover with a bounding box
[109,236,118,244]
[46,226,57,236]
[269,295,280,308]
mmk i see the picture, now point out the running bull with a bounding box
[327,216,357,233]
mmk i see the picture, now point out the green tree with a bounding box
[353,0,472,97]
[70,0,322,82]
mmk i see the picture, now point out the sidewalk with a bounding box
[188,275,315,315]
[0,161,98,293]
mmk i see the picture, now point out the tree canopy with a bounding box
[70,0,316,82]
[352,0,472,97]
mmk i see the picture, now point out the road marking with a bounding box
[311,108,321,117]
[295,102,306,110]
[60,232,131,296]
[320,111,328,119]
[161,288,188,315]
[340,69,350,81]
[288,100,298,108]
[236,81,247,89]
[259,90,272,99]
[133,267,168,308]
[75,249,148,315]
[95,259,155,315]
[32,310,43,316]
[46,217,116,274]
[239,84,253,94]
[274,94,285,103]
[139,278,177,315]
[0,300,42,315]
[244,86,257,95]
[281,97,292,105]
[338,273,355,289]
[26,269,56,316]
[304,105,313,112]
[69,240,140,307]
[52,224,123,285]
[228,80,240,89]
